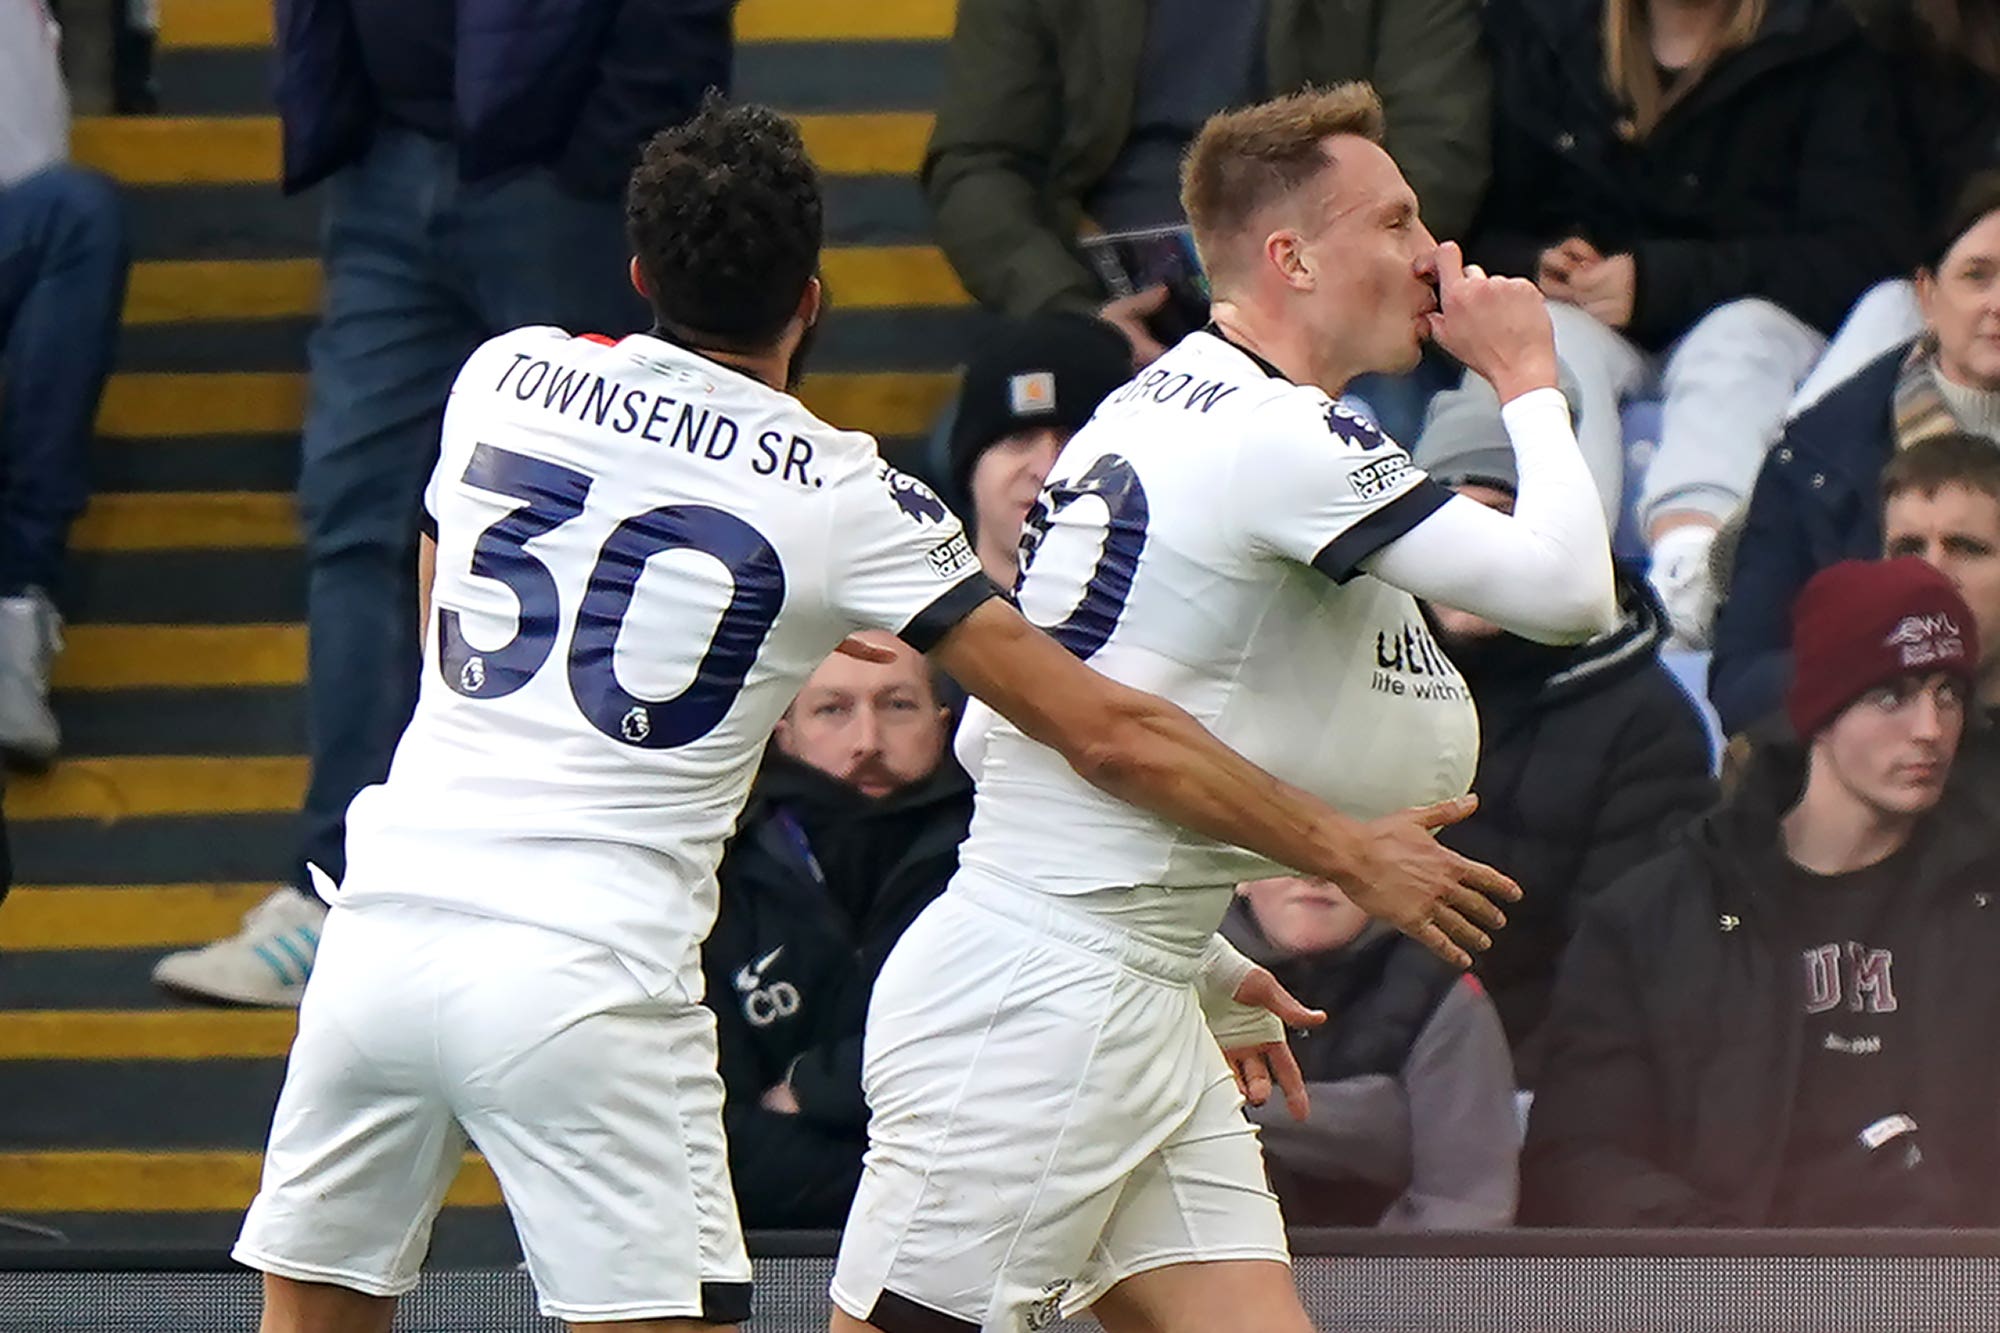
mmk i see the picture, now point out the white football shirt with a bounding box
[959,329,1480,912]
[338,327,994,997]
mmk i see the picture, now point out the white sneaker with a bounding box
[151,888,329,1007]
[1649,525,1720,651]
[0,589,62,769]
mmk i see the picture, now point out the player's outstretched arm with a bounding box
[1364,242,1618,644]
[930,600,1520,968]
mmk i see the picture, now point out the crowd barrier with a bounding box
[8,1230,2000,1331]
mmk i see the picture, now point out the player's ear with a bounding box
[797,274,824,328]
[628,256,650,300]
[1267,230,1314,292]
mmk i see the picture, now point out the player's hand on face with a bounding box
[1419,241,1560,404]
[1223,967,1326,1120]
[1098,285,1170,366]
[1343,794,1522,971]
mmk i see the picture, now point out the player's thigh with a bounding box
[833,888,1210,1331]
[1088,1260,1312,1333]
[444,928,750,1325]
[1071,1059,1290,1323]
[235,907,468,1297]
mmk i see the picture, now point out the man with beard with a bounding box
[703,632,972,1228]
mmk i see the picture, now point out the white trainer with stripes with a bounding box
[152,888,329,1007]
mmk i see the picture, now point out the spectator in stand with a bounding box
[945,313,1132,589]
[1416,0,1916,650]
[1420,424,1716,1085]
[923,0,1490,439]
[153,0,732,1007]
[704,631,971,1229]
[1790,0,2000,411]
[0,0,128,770]
[1879,436,2000,808]
[1223,874,1518,1229]
[1525,559,2000,1227]
[1710,176,2000,735]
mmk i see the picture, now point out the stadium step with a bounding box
[1,0,978,1259]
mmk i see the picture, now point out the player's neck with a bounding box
[1206,302,1356,397]
[690,345,788,392]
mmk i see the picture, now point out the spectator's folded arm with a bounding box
[921,0,1101,316]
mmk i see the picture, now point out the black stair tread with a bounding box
[52,687,305,760]
[10,814,299,888]
[157,40,947,118]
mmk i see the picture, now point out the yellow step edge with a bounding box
[73,114,932,185]
[735,0,957,41]
[97,370,957,441]
[0,1009,298,1059]
[0,1150,501,1213]
[822,245,969,309]
[4,756,307,822]
[124,259,323,325]
[55,624,306,691]
[97,371,306,438]
[0,884,274,950]
[123,247,967,325]
[161,0,957,48]
[70,492,300,553]
[801,371,958,441]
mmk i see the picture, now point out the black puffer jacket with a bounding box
[702,752,973,1228]
[1433,572,1716,1085]
[1473,0,1917,347]
[1523,741,2000,1226]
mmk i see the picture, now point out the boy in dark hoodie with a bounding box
[1422,442,1717,1085]
[1525,558,2000,1226]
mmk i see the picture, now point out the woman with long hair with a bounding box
[1416,0,1915,648]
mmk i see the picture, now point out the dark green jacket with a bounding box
[922,0,1492,317]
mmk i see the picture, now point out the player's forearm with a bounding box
[1369,389,1616,643]
[1067,687,1369,885]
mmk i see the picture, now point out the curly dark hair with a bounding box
[625,94,824,351]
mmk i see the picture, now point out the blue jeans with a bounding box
[0,166,128,598]
[297,128,647,890]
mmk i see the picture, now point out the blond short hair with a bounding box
[1179,84,1386,287]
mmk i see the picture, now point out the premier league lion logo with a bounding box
[883,465,949,524]
[1325,399,1388,451]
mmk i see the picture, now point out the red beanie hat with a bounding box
[1787,558,1980,740]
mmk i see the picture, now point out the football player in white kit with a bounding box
[232,98,1527,1333]
[830,86,1623,1333]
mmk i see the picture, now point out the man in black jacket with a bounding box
[1525,558,2000,1227]
[1423,442,1716,1084]
[703,631,972,1228]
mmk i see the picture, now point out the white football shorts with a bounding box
[831,872,1288,1332]
[233,899,752,1323]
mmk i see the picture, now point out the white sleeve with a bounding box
[1361,388,1617,644]
[830,461,1001,650]
[1229,392,1456,580]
